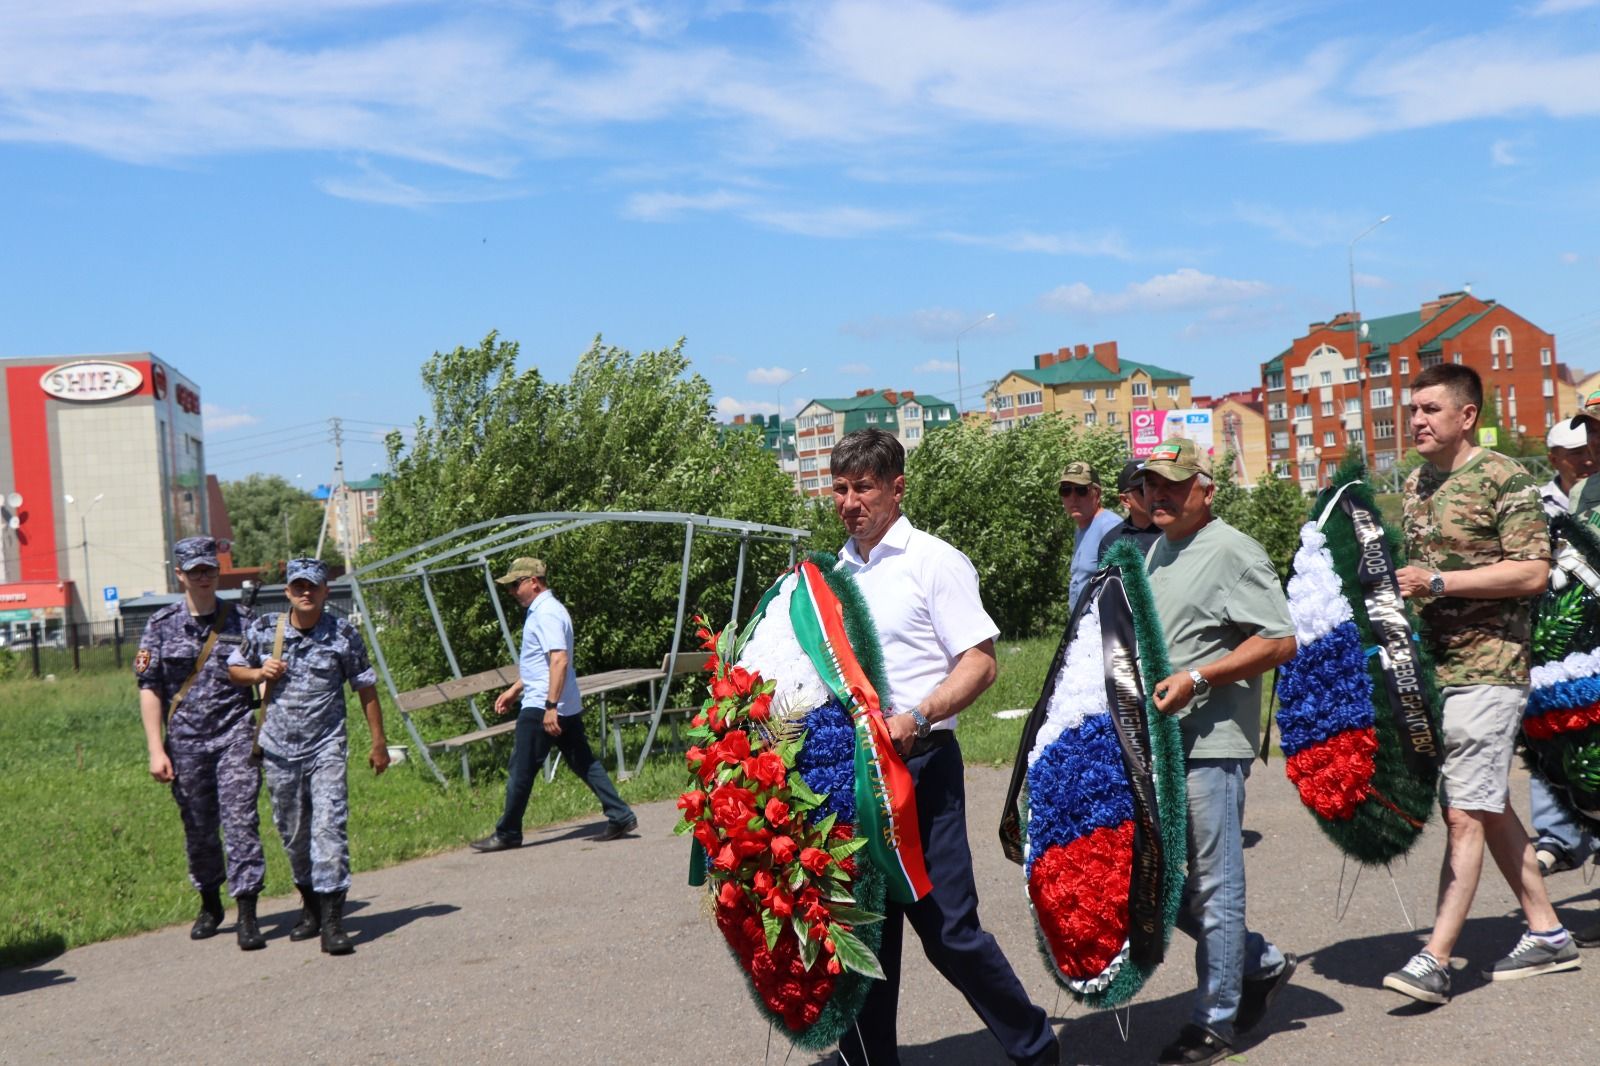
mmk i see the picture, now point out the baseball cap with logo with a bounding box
[1058,461,1097,488]
[1579,389,1600,421]
[174,536,220,571]
[494,557,548,585]
[1142,438,1211,482]
[285,557,328,586]
[1548,419,1589,451]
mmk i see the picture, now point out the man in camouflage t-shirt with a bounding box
[1382,365,1576,1006]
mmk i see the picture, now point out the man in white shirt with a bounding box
[828,429,1058,1066]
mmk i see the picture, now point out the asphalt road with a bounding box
[5,758,1599,1065]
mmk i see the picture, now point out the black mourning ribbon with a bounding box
[1339,492,1442,775]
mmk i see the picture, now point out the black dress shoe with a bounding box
[1157,1024,1233,1066]
[597,817,638,842]
[1236,952,1297,1034]
[469,834,520,852]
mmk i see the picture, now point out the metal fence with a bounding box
[0,619,133,677]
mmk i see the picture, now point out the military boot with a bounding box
[191,885,224,940]
[289,883,321,942]
[234,893,266,951]
[319,891,353,956]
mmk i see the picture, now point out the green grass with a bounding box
[0,634,1079,970]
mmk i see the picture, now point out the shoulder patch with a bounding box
[134,648,152,674]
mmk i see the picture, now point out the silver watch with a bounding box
[909,707,932,739]
[1188,669,1210,696]
[1429,572,1446,597]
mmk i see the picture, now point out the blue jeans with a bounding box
[495,709,632,841]
[1175,758,1284,1039]
[1531,773,1597,865]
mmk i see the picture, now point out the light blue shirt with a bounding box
[1069,508,1124,614]
[519,589,583,716]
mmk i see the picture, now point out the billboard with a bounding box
[1130,408,1214,459]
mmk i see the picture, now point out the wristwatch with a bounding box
[544,699,559,710]
[1429,572,1446,597]
[1188,669,1210,696]
[909,707,932,739]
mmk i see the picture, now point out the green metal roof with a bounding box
[1010,357,1189,386]
[807,391,954,413]
[344,475,386,491]
[1435,306,1495,341]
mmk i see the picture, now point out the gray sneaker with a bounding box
[1383,951,1451,1004]
[1485,933,1581,981]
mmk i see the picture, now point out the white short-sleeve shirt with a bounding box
[836,514,999,731]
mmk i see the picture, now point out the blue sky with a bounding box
[4,0,1600,483]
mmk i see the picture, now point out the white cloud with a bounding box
[1041,267,1271,316]
[937,228,1134,259]
[715,395,778,418]
[915,358,958,373]
[202,402,260,431]
[1490,138,1520,166]
[622,189,752,220]
[837,361,871,374]
[746,366,798,385]
[318,160,529,208]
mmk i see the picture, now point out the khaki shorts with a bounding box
[1437,684,1526,813]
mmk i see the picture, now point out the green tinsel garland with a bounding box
[1302,459,1438,863]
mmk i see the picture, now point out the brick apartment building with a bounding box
[985,342,1192,433]
[791,389,956,497]
[1193,388,1269,488]
[1262,291,1560,491]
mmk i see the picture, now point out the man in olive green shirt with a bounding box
[1383,364,1575,1006]
[1142,438,1298,1066]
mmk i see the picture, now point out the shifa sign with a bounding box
[40,360,144,402]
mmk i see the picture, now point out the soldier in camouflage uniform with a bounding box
[1382,364,1577,1006]
[135,536,266,951]
[227,558,389,956]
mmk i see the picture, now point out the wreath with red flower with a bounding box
[678,553,924,1050]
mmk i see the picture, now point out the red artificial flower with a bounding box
[729,665,755,695]
[767,889,794,918]
[826,957,842,975]
[764,797,791,826]
[752,869,775,895]
[771,835,798,865]
[716,730,751,765]
[696,623,718,651]
[711,674,738,700]
[799,847,832,876]
[692,820,719,854]
[714,843,740,872]
[803,900,830,926]
[718,880,743,909]
[748,691,774,722]
[704,653,719,673]
[745,751,787,791]
[677,789,707,820]
[710,783,758,831]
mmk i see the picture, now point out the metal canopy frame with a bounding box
[346,511,810,786]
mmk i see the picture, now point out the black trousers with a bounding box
[494,709,632,840]
[834,736,1057,1066]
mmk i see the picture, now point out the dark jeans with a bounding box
[495,708,632,841]
[834,736,1057,1066]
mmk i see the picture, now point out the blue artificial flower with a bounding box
[797,698,857,824]
[1025,714,1134,875]
[1529,673,1600,717]
[1277,621,1374,756]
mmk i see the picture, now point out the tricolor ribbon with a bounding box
[786,561,933,904]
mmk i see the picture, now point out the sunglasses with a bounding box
[1059,485,1096,497]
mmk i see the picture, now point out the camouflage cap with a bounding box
[1142,438,1211,481]
[285,557,328,586]
[174,536,220,571]
[1579,388,1600,422]
[494,557,547,584]
[1058,461,1097,487]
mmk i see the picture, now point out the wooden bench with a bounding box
[393,652,707,779]
[604,655,708,776]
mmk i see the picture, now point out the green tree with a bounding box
[367,332,804,690]
[1239,463,1306,582]
[1209,449,1250,528]
[902,414,1127,637]
[220,475,329,578]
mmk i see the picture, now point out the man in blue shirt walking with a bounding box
[1061,460,1124,614]
[471,557,637,852]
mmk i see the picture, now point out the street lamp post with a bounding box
[955,313,995,417]
[1348,215,1391,322]
[63,493,105,624]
